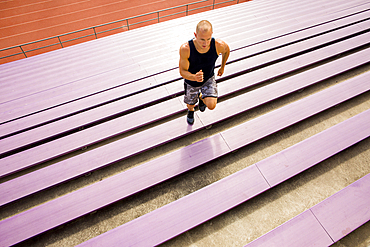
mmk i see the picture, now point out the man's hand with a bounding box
[217,67,225,77]
[195,70,204,82]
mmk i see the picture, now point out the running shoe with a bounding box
[187,110,194,125]
[198,92,206,112]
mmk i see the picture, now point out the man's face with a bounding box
[194,29,213,50]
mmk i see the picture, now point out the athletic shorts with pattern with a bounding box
[184,76,218,105]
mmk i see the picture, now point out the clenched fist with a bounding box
[195,70,204,82]
[217,67,225,77]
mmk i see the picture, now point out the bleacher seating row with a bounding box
[0,0,369,246]
[246,171,370,246]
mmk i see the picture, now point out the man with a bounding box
[179,20,230,125]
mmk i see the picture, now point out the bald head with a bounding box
[196,20,213,34]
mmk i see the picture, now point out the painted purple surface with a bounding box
[231,0,369,49]
[2,49,368,206]
[78,165,269,247]
[1,0,366,129]
[201,33,370,126]
[221,68,370,151]
[127,0,362,69]
[80,102,370,247]
[311,173,370,242]
[2,44,370,204]
[257,107,370,187]
[245,210,333,247]
[0,97,184,178]
[0,30,137,76]
[1,73,368,247]
[2,31,369,181]
[0,74,157,136]
[0,84,171,154]
[0,1,368,245]
[245,173,370,246]
[1,5,368,139]
[3,72,368,246]
[0,112,204,206]
[0,0,361,76]
[77,74,369,246]
[0,50,139,105]
[0,134,230,247]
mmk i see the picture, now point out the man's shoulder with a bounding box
[180,41,190,50]
[180,42,190,57]
[215,38,229,53]
[215,38,227,47]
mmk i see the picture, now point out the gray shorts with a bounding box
[184,76,218,105]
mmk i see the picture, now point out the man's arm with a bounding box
[216,39,230,76]
[179,43,204,82]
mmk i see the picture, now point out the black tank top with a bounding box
[185,38,219,87]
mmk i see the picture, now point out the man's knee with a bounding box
[208,102,216,110]
[204,98,217,110]
[187,104,195,111]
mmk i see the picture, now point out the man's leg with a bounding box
[186,104,195,125]
[184,82,199,125]
[200,96,217,110]
[200,76,218,111]
[187,104,195,111]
